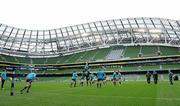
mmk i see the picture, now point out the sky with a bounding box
[0,0,179,30]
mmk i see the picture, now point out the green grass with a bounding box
[0,80,180,106]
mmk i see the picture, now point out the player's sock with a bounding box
[113,82,116,86]
[100,83,102,88]
[80,82,83,86]
[21,86,27,91]
[20,90,23,94]
[20,86,27,94]
[26,85,31,93]
[74,82,76,87]
[1,81,4,89]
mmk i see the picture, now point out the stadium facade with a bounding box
[0,17,180,58]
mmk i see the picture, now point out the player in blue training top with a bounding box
[96,69,105,88]
[80,71,85,86]
[102,72,107,85]
[20,71,37,94]
[89,72,94,86]
[116,71,122,84]
[1,68,7,90]
[83,62,89,71]
[85,70,90,86]
[70,71,78,87]
[112,71,117,86]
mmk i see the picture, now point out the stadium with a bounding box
[0,17,180,106]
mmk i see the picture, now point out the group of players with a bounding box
[70,70,119,88]
[146,70,174,85]
[0,67,37,94]
[70,62,176,88]
[70,62,123,88]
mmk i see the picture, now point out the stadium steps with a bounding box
[93,48,111,61]
[44,58,48,64]
[62,54,75,63]
[91,50,100,61]
[80,50,98,61]
[14,57,19,63]
[56,56,66,64]
[106,48,124,60]
[121,47,126,58]
[76,51,88,62]
[66,52,86,63]
[58,55,73,63]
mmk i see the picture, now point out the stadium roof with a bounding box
[0,17,180,57]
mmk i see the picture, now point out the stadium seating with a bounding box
[0,55,6,61]
[141,46,158,57]
[123,46,140,58]
[16,57,31,64]
[106,49,124,60]
[46,56,61,64]
[32,58,47,64]
[66,51,86,63]
[58,54,74,63]
[93,48,111,61]
[2,55,17,63]
[79,50,98,61]
[0,46,179,64]
[160,46,180,56]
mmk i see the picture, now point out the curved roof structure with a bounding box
[0,17,180,57]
